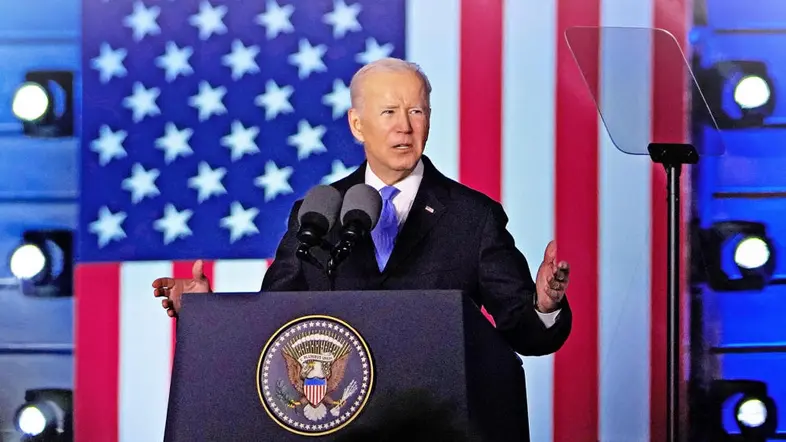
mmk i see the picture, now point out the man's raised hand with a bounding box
[152,260,211,317]
[535,240,570,313]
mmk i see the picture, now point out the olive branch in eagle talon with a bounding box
[275,379,300,413]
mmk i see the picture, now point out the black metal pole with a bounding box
[666,163,681,442]
[648,142,699,442]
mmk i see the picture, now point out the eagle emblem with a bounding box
[257,316,374,436]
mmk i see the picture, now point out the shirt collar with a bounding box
[364,158,424,197]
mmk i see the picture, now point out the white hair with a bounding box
[349,57,432,110]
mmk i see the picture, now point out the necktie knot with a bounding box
[380,185,399,202]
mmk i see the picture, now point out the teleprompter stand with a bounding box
[565,25,724,442]
[648,142,699,442]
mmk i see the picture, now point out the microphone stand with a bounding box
[295,228,334,284]
[296,243,325,270]
[326,259,338,292]
[326,221,367,292]
[648,143,698,442]
[326,238,351,292]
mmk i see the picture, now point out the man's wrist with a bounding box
[534,295,558,314]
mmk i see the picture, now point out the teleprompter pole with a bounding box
[647,143,699,442]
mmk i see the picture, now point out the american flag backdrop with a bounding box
[74,0,691,441]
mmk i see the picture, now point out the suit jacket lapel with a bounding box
[381,157,448,278]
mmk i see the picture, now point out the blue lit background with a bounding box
[0,0,79,440]
[690,0,786,439]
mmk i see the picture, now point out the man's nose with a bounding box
[395,113,413,132]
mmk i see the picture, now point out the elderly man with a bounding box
[153,57,572,436]
[155,56,571,350]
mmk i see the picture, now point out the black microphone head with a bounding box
[340,184,382,232]
[297,185,342,238]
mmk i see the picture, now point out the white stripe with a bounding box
[405,0,460,180]
[502,0,557,441]
[119,261,173,442]
[598,2,653,441]
[213,259,270,293]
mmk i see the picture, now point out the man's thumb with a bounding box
[544,240,557,261]
[193,259,205,280]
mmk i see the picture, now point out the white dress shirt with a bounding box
[365,159,561,329]
[364,158,424,226]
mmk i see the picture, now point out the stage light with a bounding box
[12,82,50,122]
[707,379,777,442]
[737,397,768,428]
[697,60,776,128]
[733,75,771,110]
[12,70,74,138]
[17,404,48,436]
[699,221,776,291]
[10,243,47,280]
[13,388,72,442]
[734,236,770,270]
[9,230,73,297]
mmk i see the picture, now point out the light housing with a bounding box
[12,70,74,137]
[699,221,776,291]
[707,379,778,442]
[9,229,73,297]
[697,60,776,129]
[14,388,73,442]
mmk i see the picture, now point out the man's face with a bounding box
[347,69,430,183]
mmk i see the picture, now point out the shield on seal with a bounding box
[303,377,328,406]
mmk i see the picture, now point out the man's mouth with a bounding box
[393,144,412,149]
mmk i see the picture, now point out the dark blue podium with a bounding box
[163,290,530,441]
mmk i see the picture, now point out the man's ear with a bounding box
[347,108,364,143]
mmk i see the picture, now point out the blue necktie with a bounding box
[371,186,400,271]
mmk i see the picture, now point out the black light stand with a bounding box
[648,142,700,442]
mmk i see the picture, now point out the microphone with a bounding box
[295,185,342,270]
[327,184,382,279]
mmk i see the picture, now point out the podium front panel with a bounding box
[164,290,472,441]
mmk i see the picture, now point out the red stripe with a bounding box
[171,260,215,366]
[459,0,503,327]
[553,0,601,441]
[651,1,689,440]
[459,0,503,202]
[74,263,121,442]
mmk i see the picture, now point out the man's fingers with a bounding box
[548,279,566,291]
[553,264,570,282]
[152,277,176,289]
[153,287,169,298]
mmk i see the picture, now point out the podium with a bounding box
[163,290,531,441]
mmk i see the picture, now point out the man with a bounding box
[153,58,571,430]
[154,57,571,353]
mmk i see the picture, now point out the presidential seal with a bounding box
[256,315,374,436]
